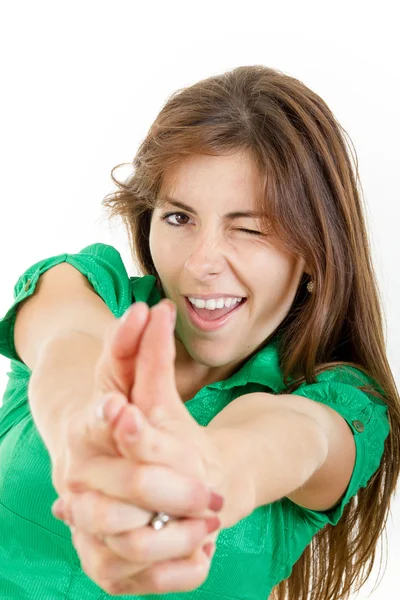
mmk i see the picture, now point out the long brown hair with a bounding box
[101,65,400,599]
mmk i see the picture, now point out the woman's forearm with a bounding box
[207,398,329,524]
[28,331,105,466]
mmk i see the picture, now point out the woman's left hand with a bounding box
[53,300,236,595]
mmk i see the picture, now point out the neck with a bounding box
[172,333,247,403]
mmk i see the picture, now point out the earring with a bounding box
[307,278,315,293]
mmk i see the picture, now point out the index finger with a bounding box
[132,300,178,412]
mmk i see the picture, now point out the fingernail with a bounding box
[208,491,224,512]
[96,394,121,424]
[120,307,131,323]
[95,393,114,422]
[52,498,72,525]
[204,516,221,534]
[95,399,107,422]
[123,406,143,439]
[52,498,65,519]
[202,542,215,558]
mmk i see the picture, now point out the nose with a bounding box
[184,229,227,281]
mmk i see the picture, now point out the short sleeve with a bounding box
[287,372,390,527]
[0,243,133,365]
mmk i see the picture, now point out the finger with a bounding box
[111,302,150,361]
[112,402,200,475]
[65,458,213,517]
[57,489,221,550]
[94,301,150,399]
[58,489,152,535]
[132,300,183,423]
[104,514,221,563]
[103,544,211,596]
[70,527,149,586]
[66,391,129,459]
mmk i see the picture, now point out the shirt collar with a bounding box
[131,275,162,307]
[206,335,286,394]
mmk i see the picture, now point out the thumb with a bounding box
[71,392,129,461]
[94,301,150,400]
[53,392,129,496]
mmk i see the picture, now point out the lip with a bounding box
[184,297,247,332]
[185,293,246,300]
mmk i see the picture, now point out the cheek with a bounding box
[250,249,285,281]
[149,228,181,286]
[251,255,298,301]
[149,223,169,270]
[150,222,179,255]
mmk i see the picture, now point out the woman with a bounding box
[0,65,398,599]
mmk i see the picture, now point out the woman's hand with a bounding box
[52,300,229,595]
[50,300,153,528]
[65,300,226,501]
[57,411,223,595]
[51,300,150,495]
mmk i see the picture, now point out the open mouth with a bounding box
[184,297,247,331]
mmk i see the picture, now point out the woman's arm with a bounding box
[206,392,352,515]
[15,261,116,370]
[29,331,107,465]
[13,260,124,464]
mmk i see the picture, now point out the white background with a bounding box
[0,1,399,596]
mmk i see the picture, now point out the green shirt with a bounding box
[0,243,390,600]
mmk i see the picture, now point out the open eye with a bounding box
[160,212,264,236]
[160,212,191,227]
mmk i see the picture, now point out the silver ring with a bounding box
[97,511,174,543]
[149,511,174,530]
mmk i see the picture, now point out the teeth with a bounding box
[188,297,242,310]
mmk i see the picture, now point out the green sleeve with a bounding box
[286,368,390,527]
[0,242,133,367]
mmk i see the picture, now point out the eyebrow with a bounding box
[159,196,263,219]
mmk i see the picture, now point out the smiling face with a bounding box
[149,150,308,391]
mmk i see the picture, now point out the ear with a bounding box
[297,255,312,277]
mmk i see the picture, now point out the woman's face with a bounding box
[149,151,307,375]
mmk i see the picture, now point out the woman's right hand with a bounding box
[51,301,220,595]
[51,301,154,517]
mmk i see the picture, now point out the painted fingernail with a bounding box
[51,498,65,519]
[52,498,72,525]
[208,491,224,512]
[204,516,221,534]
[202,542,214,558]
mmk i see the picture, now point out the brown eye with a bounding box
[160,212,191,227]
